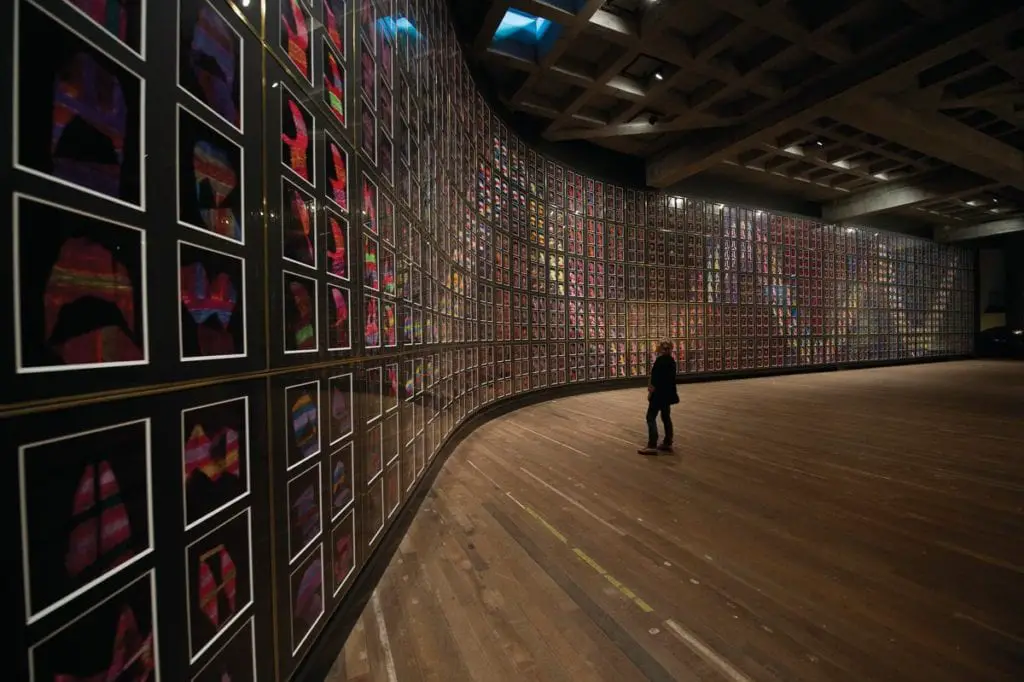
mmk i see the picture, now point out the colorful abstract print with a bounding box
[51,53,128,199]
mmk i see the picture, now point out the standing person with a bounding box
[639,340,678,455]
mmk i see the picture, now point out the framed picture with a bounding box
[280,82,316,187]
[366,476,384,545]
[385,460,400,518]
[178,0,242,132]
[14,195,148,374]
[19,419,153,624]
[328,373,354,444]
[177,106,245,243]
[288,544,324,654]
[363,234,379,290]
[182,396,250,530]
[286,463,322,563]
[413,308,423,345]
[325,132,349,212]
[379,133,394,187]
[330,512,355,596]
[64,0,146,56]
[325,208,349,280]
[326,285,352,351]
[328,442,354,520]
[379,85,393,137]
[384,363,399,412]
[380,196,395,245]
[16,1,144,209]
[360,105,377,164]
[324,0,346,57]
[383,412,399,464]
[400,76,410,120]
[323,39,346,127]
[361,173,379,234]
[281,178,318,270]
[185,509,254,661]
[364,365,383,422]
[360,40,376,109]
[178,241,247,361]
[190,617,257,682]
[380,248,396,297]
[400,363,413,407]
[380,36,393,88]
[284,380,321,470]
[402,434,415,493]
[364,295,381,349]
[28,571,159,681]
[366,422,384,490]
[382,300,397,347]
[280,0,313,84]
[282,271,319,354]
[358,0,375,52]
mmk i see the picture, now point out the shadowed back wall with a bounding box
[2,1,973,681]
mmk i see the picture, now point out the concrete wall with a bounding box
[1006,233,1024,331]
[979,248,1006,330]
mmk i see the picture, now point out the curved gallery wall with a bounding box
[2,0,974,681]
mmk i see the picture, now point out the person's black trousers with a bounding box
[645,402,672,447]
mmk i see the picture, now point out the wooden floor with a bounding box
[327,360,1024,682]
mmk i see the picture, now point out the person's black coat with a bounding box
[649,354,679,407]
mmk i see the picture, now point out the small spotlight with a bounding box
[653,69,664,81]
[815,140,823,147]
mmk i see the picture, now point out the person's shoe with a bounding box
[657,443,673,453]
[637,446,658,455]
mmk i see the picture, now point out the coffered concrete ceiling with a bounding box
[452,0,1024,241]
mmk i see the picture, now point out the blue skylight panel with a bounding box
[493,8,552,44]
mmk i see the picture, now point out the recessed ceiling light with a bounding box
[653,69,664,81]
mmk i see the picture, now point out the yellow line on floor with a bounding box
[468,458,652,615]
[573,547,655,613]
[522,504,568,544]
[519,499,653,614]
[518,495,753,681]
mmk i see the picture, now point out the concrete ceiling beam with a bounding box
[831,96,1024,191]
[474,2,511,52]
[645,1,1022,188]
[935,218,1024,242]
[822,170,995,222]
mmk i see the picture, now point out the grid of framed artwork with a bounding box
[3,0,974,680]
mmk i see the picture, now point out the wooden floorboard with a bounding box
[328,360,1024,681]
